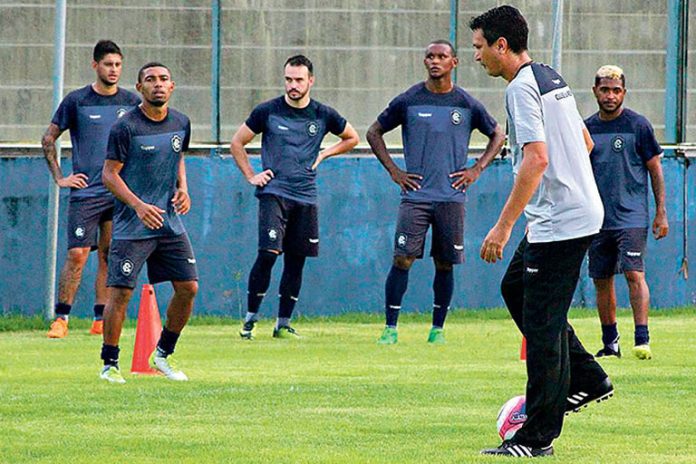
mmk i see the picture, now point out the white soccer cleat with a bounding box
[149,352,189,381]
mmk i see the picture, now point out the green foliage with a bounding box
[1,313,695,463]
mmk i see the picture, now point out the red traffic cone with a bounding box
[131,284,163,374]
[520,336,527,361]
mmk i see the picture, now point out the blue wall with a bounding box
[1,155,694,318]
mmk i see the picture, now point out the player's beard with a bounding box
[98,75,118,88]
[146,97,167,107]
[286,88,308,101]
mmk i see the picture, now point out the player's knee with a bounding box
[393,255,415,270]
[175,281,199,300]
[257,250,280,268]
[624,271,646,287]
[66,247,90,267]
[433,259,453,273]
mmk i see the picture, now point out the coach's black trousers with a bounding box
[501,235,608,448]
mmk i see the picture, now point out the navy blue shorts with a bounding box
[66,196,114,250]
[257,194,319,257]
[107,233,198,288]
[588,228,648,278]
[393,200,465,264]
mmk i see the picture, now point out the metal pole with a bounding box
[449,0,458,84]
[551,0,563,72]
[45,0,67,320]
[211,0,221,155]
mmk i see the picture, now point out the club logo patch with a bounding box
[116,108,128,118]
[397,234,407,248]
[306,121,319,137]
[268,229,278,241]
[74,226,85,239]
[171,135,182,153]
[450,109,463,125]
[611,136,625,152]
[121,259,134,276]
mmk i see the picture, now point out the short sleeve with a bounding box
[106,123,131,163]
[245,103,270,134]
[636,117,662,163]
[506,81,545,145]
[324,106,347,136]
[376,95,405,132]
[470,99,498,137]
[51,94,76,131]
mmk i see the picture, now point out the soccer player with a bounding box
[99,63,198,384]
[471,6,614,457]
[586,65,668,360]
[366,40,504,345]
[230,55,359,340]
[42,40,140,338]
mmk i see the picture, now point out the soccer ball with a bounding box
[497,395,527,440]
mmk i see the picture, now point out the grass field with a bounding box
[1,309,694,463]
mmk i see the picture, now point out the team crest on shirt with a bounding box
[268,229,278,241]
[116,108,128,118]
[306,121,319,137]
[74,226,85,239]
[611,136,625,152]
[171,135,182,153]
[397,234,407,248]
[121,259,134,276]
[450,109,463,125]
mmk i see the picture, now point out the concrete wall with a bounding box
[1,153,694,318]
[1,1,691,145]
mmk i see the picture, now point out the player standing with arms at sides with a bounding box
[99,63,198,384]
[586,65,668,360]
[43,40,140,338]
[471,6,613,457]
[366,40,504,345]
[230,55,359,340]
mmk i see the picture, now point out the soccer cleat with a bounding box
[427,327,446,344]
[149,352,189,381]
[47,317,68,339]
[89,319,104,335]
[632,344,652,360]
[480,441,554,458]
[100,365,126,384]
[566,377,614,415]
[377,327,398,345]
[272,325,300,339]
[595,345,621,358]
[239,320,256,340]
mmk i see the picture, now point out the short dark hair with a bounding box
[284,55,313,76]
[137,62,171,83]
[468,5,528,54]
[93,40,122,62]
[427,40,457,57]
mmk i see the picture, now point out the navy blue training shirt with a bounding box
[106,107,190,240]
[377,82,498,203]
[585,108,662,229]
[245,96,347,204]
[51,85,141,199]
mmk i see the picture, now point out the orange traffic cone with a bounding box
[131,284,163,374]
[520,336,527,361]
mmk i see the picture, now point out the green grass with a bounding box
[1,311,695,463]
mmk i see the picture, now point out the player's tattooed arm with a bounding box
[311,122,360,170]
[41,123,88,188]
[172,156,191,215]
[450,124,505,190]
[366,121,422,192]
[103,159,164,229]
[231,123,274,187]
